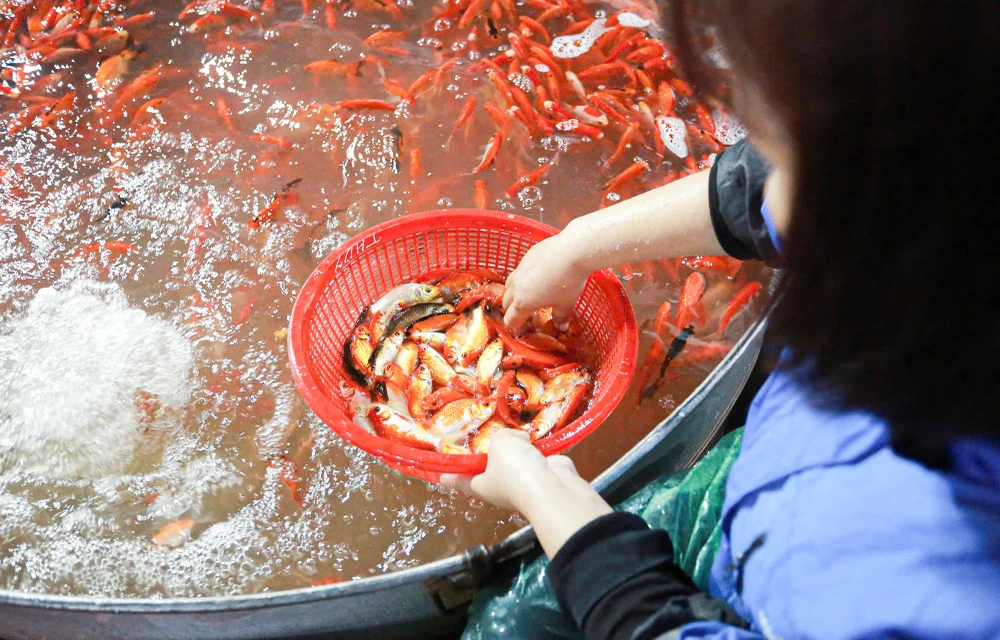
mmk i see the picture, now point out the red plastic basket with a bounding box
[288,209,637,482]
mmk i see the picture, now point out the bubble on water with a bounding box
[517,186,543,209]
[0,226,29,263]
[541,135,572,153]
[616,12,651,28]
[0,280,193,479]
[656,116,689,158]
[712,110,747,146]
[550,19,611,59]
[0,492,35,524]
[508,73,532,93]
[657,394,677,412]
[311,228,349,261]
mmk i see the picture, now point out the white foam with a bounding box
[712,110,747,146]
[0,280,193,479]
[616,12,651,28]
[656,116,689,158]
[550,19,611,59]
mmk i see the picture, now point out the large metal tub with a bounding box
[0,317,767,640]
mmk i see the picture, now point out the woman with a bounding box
[443,1,1000,637]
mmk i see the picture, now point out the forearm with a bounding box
[513,469,613,559]
[565,170,723,274]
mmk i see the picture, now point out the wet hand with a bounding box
[502,226,591,332]
[440,430,581,511]
[441,429,613,559]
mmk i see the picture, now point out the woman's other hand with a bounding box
[441,430,613,559]
[440,430,550,511]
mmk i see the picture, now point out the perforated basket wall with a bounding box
[288,209,637,481]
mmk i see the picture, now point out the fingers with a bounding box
[503,302,530,332]
[551,306,572,332]
[501,280,516,312]
[503,267,519,293]
[489,428,530,452]
[439,473,475,494]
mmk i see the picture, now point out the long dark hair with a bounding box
[669,1,999,461]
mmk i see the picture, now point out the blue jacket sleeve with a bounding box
[678,621,766,639]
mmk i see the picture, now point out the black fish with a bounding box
[388,126,402,174]
[487,18,499,38]
[94,194,129,222]
[384,302,451,338]
[372,379,388,403]
[640,325,695,401]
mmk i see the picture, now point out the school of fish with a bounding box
[1,0,771,592]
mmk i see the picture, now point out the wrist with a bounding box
[559,221,601,276]
[512,466,611,523]
[508,465,563,516]
[515,469,614,559]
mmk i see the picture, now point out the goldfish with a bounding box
[418,342,457,385]
[248,178,301,230]
[530,383,587,440]
[428,398,495,439]
[370,283,440,343]
[540,369,590,405]
[395,340,419,377]
[470,419,507,454]
[152,518,194,547]
[458,306,492,367]
[407,363,433,419]
[516,368,544,410]
[368,404,440,450]
[444,313,468,364]
[476,338,503,383]
[343,320,374,387]
[411,331,447,350]
[370,329,405,378]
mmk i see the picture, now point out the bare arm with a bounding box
[564,169,722,273]
[503,170,721,330]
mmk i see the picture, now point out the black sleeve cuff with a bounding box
[708,140,779,264]
[548,512,677,629]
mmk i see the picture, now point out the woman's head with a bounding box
[667,1,999,449]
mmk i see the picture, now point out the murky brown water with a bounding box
[0,0,771,597]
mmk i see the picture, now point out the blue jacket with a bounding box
[680,369,1000,639]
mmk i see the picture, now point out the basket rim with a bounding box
[288,209,638,476]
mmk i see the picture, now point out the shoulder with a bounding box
[730,371,1000,639]
[777,451,1000,638]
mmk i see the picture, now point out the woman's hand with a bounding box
[441,430,613,559]
[502,225,591,332]
[502,171,722,332]
[440,430,554,511]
